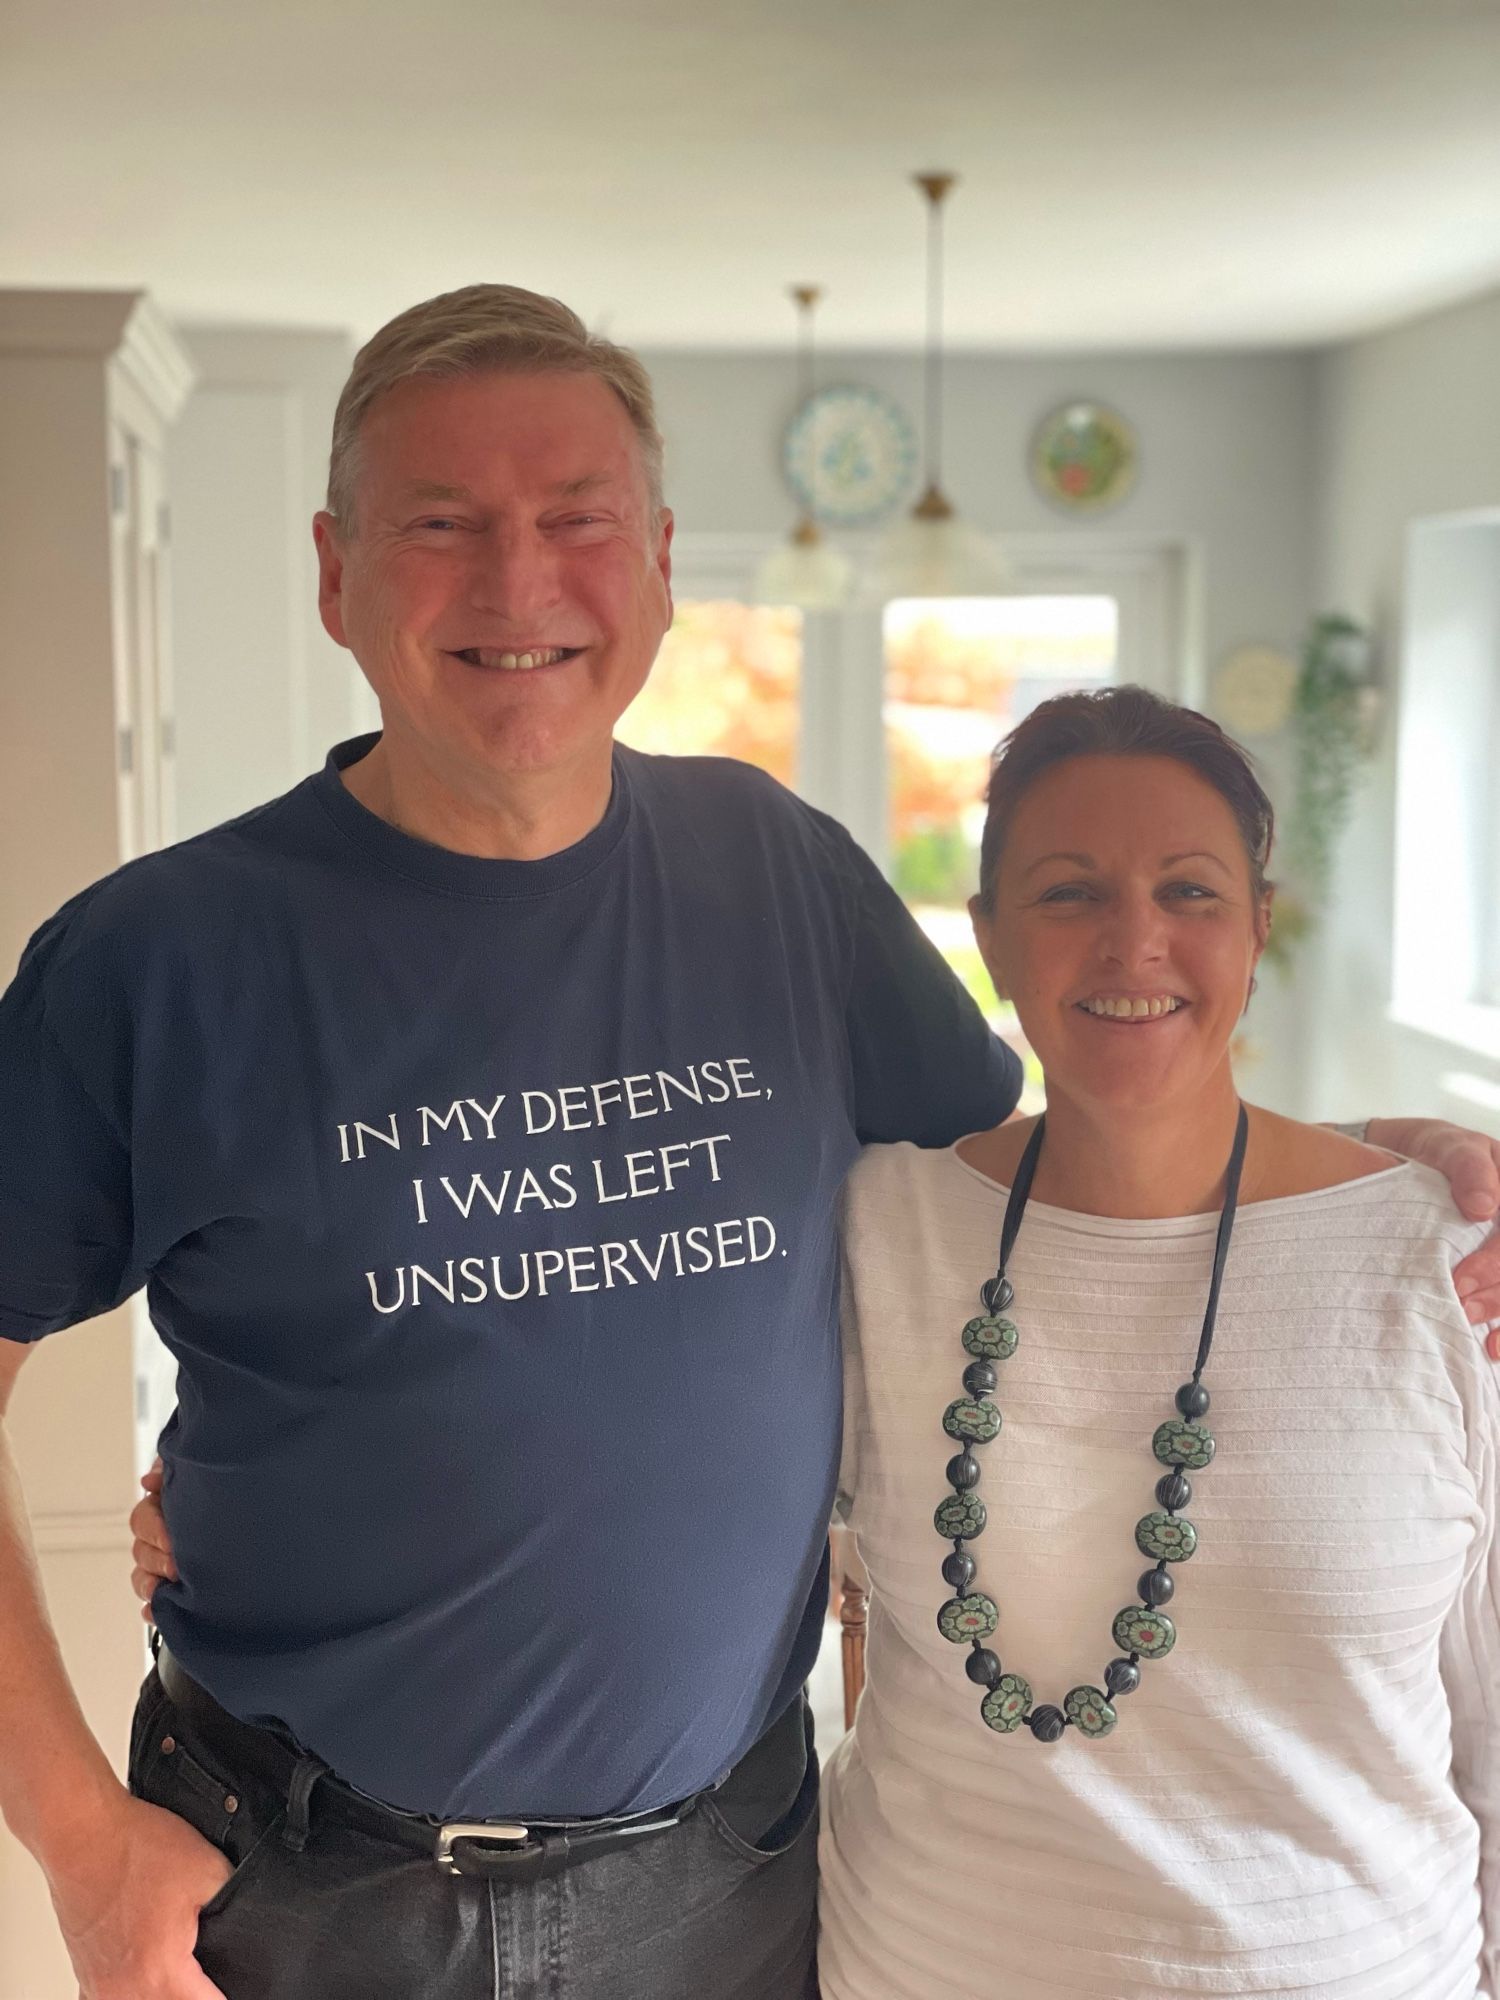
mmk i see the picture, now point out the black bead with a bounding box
[962,1360,998,1398]
[1175,1380,1211,1419]
[1104,1658,1141,1698]
[965,1647,1003,1687]
[942,1549,976,1590]
[1155,1471,1192,1512]
[1139,1567,1175,1606]
[1028,1704,1066,1742]
[982,1275,1014,1313]
[946,1451,982,1491]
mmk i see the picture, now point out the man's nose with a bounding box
[467,529,562,621]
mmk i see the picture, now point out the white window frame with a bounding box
[1390,508,1500,1060]
[667,531,1195,871]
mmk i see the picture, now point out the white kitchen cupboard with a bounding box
[0,287,194,2000]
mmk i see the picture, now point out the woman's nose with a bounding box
[1095,895,1169,968]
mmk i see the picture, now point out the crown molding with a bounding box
[0,287,195,420]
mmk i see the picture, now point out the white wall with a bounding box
[647,345,1322,1113]
[1306,286,1500,1130]
[168,327,365,843]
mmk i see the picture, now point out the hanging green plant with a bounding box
[1265,614,1375,971]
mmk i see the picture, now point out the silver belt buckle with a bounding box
[434,1821,531,1876]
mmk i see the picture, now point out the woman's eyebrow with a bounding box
[1021,851,1096,878]
[1161,849,1234,875]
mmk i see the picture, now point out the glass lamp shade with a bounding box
[754,521,854,610]
[867,486,1010,600]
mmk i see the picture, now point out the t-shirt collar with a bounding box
[309,734,633,901]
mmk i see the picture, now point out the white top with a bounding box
[819,1144,1499,2000]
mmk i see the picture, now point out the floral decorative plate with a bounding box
[783,384,919,528]
[1030,400,1137,513]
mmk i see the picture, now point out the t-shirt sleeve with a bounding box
[0,923,140,1342]
[840,835,1022,1146]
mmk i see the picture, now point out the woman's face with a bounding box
[972,753,1270,1118]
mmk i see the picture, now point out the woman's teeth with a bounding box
[1080,996,1184,1019]
[456,648,572,671]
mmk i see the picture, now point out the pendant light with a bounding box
[869,172,1008,599]
[755,284,854,611]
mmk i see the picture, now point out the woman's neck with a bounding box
[1027,1075,1246,1220]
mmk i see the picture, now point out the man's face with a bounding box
[314,369,673,787]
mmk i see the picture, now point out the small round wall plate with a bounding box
[1030,400,1137,513]
[1214,645,1297,737]
[783,383,919,528]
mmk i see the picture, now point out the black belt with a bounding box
[154,1646,704,1882]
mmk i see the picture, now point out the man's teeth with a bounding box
[1081,996,1184,1019]
[459,648,571,671]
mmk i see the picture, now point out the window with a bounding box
[1392,511,1500,1058]
[884,594,1118,1026]
[616,600,800,783]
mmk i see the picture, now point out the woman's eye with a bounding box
[1163,881,1216,901]
[1038,884,1093,904]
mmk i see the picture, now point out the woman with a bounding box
[818,685,1497,1998]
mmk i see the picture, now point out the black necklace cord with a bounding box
[996,1115,1047,1278]
[987,1103,1249,1372]
[1191,1102,1249,1384]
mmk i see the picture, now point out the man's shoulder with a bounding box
[18,780,322,984]
[621,747,855,864]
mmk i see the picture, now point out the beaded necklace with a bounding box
[936,1103,1248,1741]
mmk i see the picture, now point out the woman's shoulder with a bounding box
[1245,1109,1398,1201]
[844,1138,956,1205]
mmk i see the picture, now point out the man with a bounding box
[2,284,1497,2000]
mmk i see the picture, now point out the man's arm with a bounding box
[1364,1119,1500,1332]
[0,1340,230,1999]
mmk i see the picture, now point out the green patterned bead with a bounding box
[1152,1418,1215,1469]
[962,1313,1018,1360]
[943,1397,1002,1444]
[1134,1511,1197,1562]
[980,1673,1032,1733]
[1064,1686,1117,1738]
[937,1593,998,1644]
[934,1492,986,1539]
[1111,1605,1176,1658]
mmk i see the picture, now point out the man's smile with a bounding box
[449,646,585,673]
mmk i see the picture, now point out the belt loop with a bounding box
[281,1753,330,1852]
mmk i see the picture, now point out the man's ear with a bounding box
[655,507,675,626]
[313,512,351,650]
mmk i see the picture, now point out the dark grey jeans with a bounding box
[128,1669,819,1999]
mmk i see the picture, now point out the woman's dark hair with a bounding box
[973,684,1275,914]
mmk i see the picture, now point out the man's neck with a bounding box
[340,734,614,861]
[1029,1073,1247,1220]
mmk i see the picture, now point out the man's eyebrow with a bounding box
[551,472,616,499]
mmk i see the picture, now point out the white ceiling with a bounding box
[4,0,1499,351]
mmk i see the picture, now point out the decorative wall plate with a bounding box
[1213,645,1298,738]
[1030,400,1137,513]
[783,383,919,528]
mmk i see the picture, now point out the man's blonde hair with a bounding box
[326,283,664,531]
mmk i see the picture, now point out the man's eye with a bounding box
[417,518,459,532]
[1038,884,1092,904]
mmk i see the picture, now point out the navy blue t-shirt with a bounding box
[0,739,1019,1817]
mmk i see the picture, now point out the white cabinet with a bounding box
[0,288,193,2000]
